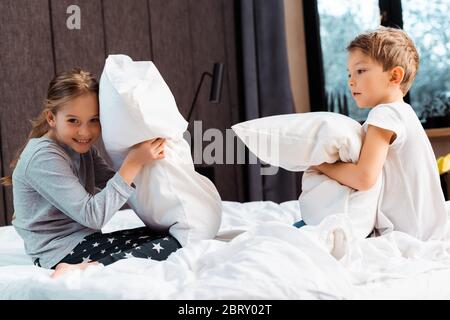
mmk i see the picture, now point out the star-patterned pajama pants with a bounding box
[52,226,182,268]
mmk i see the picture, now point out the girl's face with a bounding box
[45,93,101,154]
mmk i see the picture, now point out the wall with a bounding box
[284,0,310,114]
[429,136,450,199]
[429,137,450,158]
[0,0,246,225]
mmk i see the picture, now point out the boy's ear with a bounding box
[390,66,405,85]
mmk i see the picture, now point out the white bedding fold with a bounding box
[1,201,450,299]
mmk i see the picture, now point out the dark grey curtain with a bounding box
[0,119,6,226]
[302,0,327,112]
[239,0,298,202]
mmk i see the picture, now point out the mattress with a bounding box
[1,200,450,299]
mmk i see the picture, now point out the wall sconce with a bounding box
[187,62,224,122]
[186,63,224,184]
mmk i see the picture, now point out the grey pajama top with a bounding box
[12,137,135,268]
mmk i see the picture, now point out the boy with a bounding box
[314,26,447,241]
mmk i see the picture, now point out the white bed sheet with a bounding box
[1,200,450,299]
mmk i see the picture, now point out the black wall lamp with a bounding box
[186,62,224,184]
[187,62,224,123]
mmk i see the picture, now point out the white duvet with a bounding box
[1,200,450,299]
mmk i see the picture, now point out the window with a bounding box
[402,0,450,128]
[318,0,380,122]
[316,0,450,128]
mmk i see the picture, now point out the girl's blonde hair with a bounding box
[347,26,419,95]
[0,68,99,186]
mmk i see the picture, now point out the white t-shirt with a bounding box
[362,101,447,240]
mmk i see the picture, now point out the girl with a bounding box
[0,68,182,278]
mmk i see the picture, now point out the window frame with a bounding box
[304,0,450,129]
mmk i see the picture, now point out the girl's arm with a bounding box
[25,149,135,230]
[118,138,166,186]
[314,125,395,191]
[24,139,165,230]
[118,157,143,186]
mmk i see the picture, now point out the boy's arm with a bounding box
[314,125,395,191]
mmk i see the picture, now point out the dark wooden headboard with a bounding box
[0,0,246,226]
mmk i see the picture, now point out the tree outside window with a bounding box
[403,0,450,127]
[318,0,380,122]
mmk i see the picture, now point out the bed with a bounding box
[1,200,450,299]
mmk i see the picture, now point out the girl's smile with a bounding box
[73,138,93,144]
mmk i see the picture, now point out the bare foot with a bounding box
[330,228,347,260]
[51,262,100,279]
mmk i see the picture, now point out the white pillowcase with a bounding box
[99,54,222,246]
[232,112,381,239]
[232,113,362,171]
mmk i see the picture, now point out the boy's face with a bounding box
[45,93,101,154]
[347,49,393,108]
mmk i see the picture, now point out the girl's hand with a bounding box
[126,138,166,167]
[309,165,321,172]
[119,138,166,186]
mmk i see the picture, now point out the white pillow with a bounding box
[99,54,222,246]
[231,112,362,171]
[232,112,381,239]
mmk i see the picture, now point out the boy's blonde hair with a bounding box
[347,26,419,95]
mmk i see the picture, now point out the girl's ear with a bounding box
[45,110,56,127]
[390,66,405,86]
